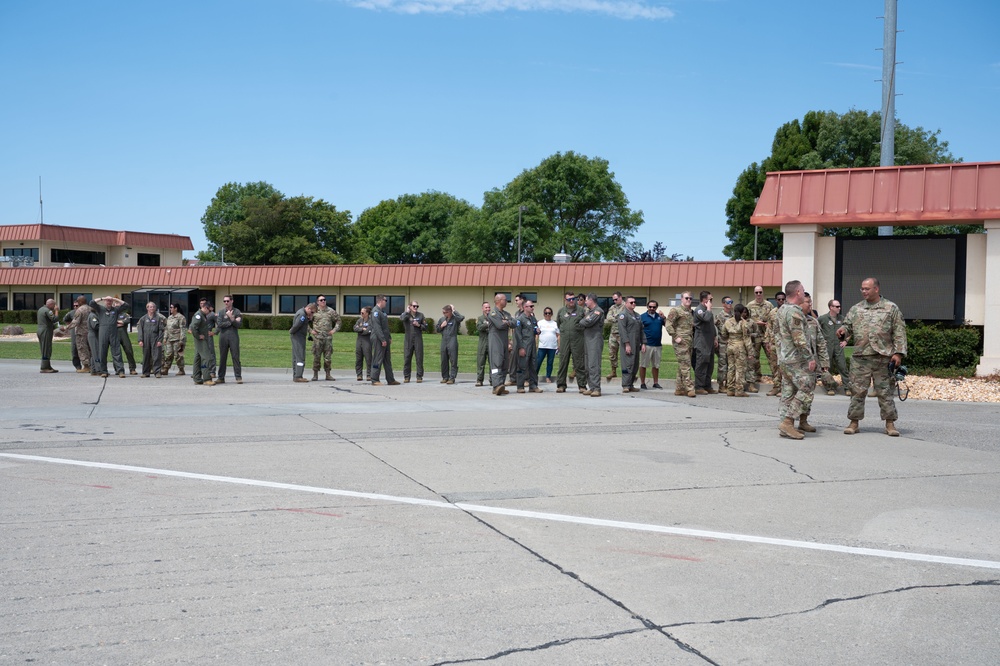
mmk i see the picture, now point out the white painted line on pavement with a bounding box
[3,452,999,571]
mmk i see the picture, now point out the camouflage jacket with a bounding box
[840,297,907,358]
[747,299,773,340]
[722,317,754,352]
[664,304,693,341]
[804,315,830,369]
[715,310,733,342]
[165,313,187,342]
[776,304,811,366]
[605,302,626,336]
[312,306,342,337]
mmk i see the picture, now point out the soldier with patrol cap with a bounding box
[617,295,644,393]
[838,277,907,437]
[163,303,187,376]
[577,293,605,397]
[665,292,696,397]
[604,291,625,381]
[311,295,341,381]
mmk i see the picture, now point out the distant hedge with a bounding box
[904,321,982,373]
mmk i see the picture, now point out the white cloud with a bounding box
[345,0,675,20]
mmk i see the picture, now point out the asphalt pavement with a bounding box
[1,359,998,665]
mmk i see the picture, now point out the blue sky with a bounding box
[2,0,998,261]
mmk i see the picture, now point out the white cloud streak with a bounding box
[345,0,675,20]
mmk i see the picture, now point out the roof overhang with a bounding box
[751,161,1000,229]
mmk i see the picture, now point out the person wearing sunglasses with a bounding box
[616,297,644,393]
[400,301,427,383]
[437,304,465,384]
[747,286,773,393]
[311,295,342,382]
[639,301,664,389]
[535,307,558,383]
[665,292,696,397]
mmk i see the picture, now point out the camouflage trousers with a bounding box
[725,343,747,393]
[716,341,728,387]
[75,332,91,368]
[162,339,185,371]
[764,341,781,389]
[748,338,765,383]
[822,346,852,393]
[778,361,815,420]
[608,330,621,368]
[312,334,333,371]
[673,339,693,391]
[847,354,897,422]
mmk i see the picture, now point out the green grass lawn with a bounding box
[3,331,812,379]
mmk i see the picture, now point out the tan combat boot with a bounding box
[843,420,860,435]
[798,415,817,433]
[687,389,696,398]
[779,417,804,440]
[325,370,334,381]
[885,420,900,437]
[177,367,185,376]
[767,385,781,397]
[606,369,617,381]
[311,370,319,381]
[726,390,735,397]
[746,384,759,393]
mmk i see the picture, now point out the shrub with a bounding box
[271,315,294,331]
[904,321,981,373]
[340,316,358,333]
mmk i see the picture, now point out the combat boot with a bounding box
[606,369,617,381]
[734,390,748,397]
[726,390,735,397]
[843,420,860,435]
[885,420,900,437]
[589,389,601,397]
[746,384,759,393]
[311,370,319,381]
[779,417,804,440]
[687,389,696,398]
[767,385,781,397]
[798,415,817,433]
[177,366,185,376]
[674,388,686,396]
[325,371,334,381]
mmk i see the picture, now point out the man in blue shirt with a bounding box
[639,301,665,389]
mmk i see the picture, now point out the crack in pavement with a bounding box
[660,579,1000,630]
[721,431,816,480]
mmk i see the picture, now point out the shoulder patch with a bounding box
[373,312,379,317]
[300,316,306,321]
[194,314,201,320]
[618,314,625,319]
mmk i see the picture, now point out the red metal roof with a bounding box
[0,261,782,289]
[751,161,1000,228]
[0,224,194,250]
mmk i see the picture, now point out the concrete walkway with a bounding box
[1,360,998,664]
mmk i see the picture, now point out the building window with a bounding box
[279,295,321,314]
[51,248,106,265]
[4,247,40,261]
[490,291,513,304]
[0,294,7,309]
[343,295,405,315]
[137,253,160,266]
[233,294,273,314]
[13,292,54,311]
[60,293,93,311]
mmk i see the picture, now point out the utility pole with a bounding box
[878,0,898,236]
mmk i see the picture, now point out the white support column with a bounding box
[976,220,1000,376]
[780,224,822,293]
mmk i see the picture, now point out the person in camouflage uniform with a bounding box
[475,301,490,387]
[747,286,773,391]
[65,296,92,372]
[775,281,815,440]
[311,295,342,381]
[818,299,852,396]
[604,291,625,381]
[714,296,734,391]
[837,277,907,437]
[665,292,696,397]
[763,291,785,396]
[793,293,830,434]
[721,304,753,397]
[163,303,187,376]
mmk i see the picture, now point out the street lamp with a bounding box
[517,205,528,263]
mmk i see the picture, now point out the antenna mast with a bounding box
[39,176,44,224]
[878,0,898,236]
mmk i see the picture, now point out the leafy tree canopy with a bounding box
[622,240,692,262]
[354,191,477,264]
[448,151,644,263]
[723,110,971,260]
[198,182,352,265]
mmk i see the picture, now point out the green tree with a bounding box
[723,110,968,260]
[198,183,353,265]
[198,181,282,262]
[448,151,644,263]
[354,191,477,264]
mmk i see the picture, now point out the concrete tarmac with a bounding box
[1,360,998,665]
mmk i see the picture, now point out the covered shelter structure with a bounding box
[751,161,1000,376]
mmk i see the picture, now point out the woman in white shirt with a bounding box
[535,306,559,383]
